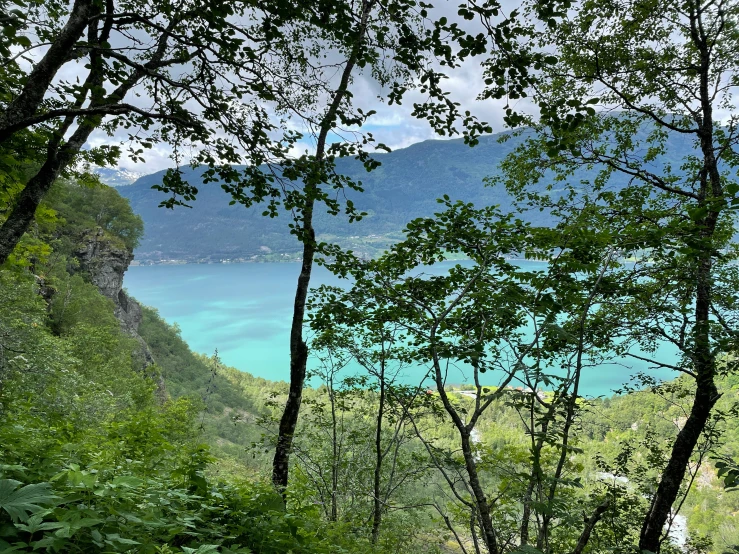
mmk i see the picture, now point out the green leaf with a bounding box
[110,476,143,488]
[511,546,544,554]
[104,533,140,545]
[0,480,56,523]
[14,514,63,534]
[0,538,26,553]
[14,35,31,48]
[182,545,220,553]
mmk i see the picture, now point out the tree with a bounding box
[477,0,739,550]
[1,0,577,497]
[266,0,583,494]
[307,294,437,542]
[267,0,379,492]
[0,0,359,265]
[0,0,473,492]
[317,199,623,553]
[257,0,480,492]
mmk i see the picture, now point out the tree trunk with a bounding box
[460,431,499,554]
[330,374,339,522]
[638,381,717,551]
[371,358,386,544]
[0,118,94,265]
[639,12,722,548]
[272,272,312,490]
[639,233,719,551]
[0,0,99,265]
[0,161,58,264]
[0,0,97,143]
[572,501,609,554]
[0,16,171,266]
[271,0,375,492]
[520,473,536,545]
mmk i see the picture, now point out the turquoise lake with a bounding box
[124,260,678,397]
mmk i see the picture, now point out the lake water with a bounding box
[124,260,678,397]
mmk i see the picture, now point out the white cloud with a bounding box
[81,0,529,175]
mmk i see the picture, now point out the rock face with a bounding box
[75,230,131,305]
[74,229,161,390]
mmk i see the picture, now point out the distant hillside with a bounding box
[118,129,695,263]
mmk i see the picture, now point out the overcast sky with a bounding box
[83,0,529,174]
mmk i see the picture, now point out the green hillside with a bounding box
[0,180,420,553]
[2,178,739,553]
[118,128,698,263]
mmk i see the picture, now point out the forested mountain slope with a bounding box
[117,128,697,262]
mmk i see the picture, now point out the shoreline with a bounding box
[130,255,550,267]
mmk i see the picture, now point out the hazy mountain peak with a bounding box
[94,167,146,187]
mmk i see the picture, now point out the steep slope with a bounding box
[119,128,697,262]
[0,193,377,553]
[137,307,283,464]
[7,180,277,463]
[117,132,545,262]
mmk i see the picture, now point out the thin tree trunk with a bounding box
[639,7,722,548]
[434,356,499,553]
[520,473,536,545]
[470,508,482,554]
[638,244,719,552]
[272,236,314,490]
[0,109,99,265]
[572,501,609,554]
[330,374,339,522]
[271,0,376,492]
[0,15,172,266]
[0,0,99,265]
[371,356,386,544]
[459,431,498,554]
[0,162,60,264]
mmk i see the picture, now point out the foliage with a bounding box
[0,176,143,270]
[0,176,423,554]
[307,196,642,553]
[137,308,282,470]
[461,0,739,550]
[48,180,144,252]
[5,0,739,551]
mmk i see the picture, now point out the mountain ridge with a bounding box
[115,129,694,263]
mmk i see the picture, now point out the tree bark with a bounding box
[638,380,717,552]
[0,158,64,262]
[0,15,174,266]
[460,431,498,554]
[432,353,499,554]
[271,0,376,492]
[272,236,313,490]
[0,0,97,143]
[639,170,720,553]
[371,356,386,544]
[330,374,339,522]
[0,119,93,264]
[519,478,535,546]
[572,501,609,554]
[638,5,722,549]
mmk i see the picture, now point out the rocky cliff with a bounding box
[74,229,162,392]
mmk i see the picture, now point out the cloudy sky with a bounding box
[81,1,529,175]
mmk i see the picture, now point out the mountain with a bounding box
[94,166,145,187]
[117,129,695,263]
